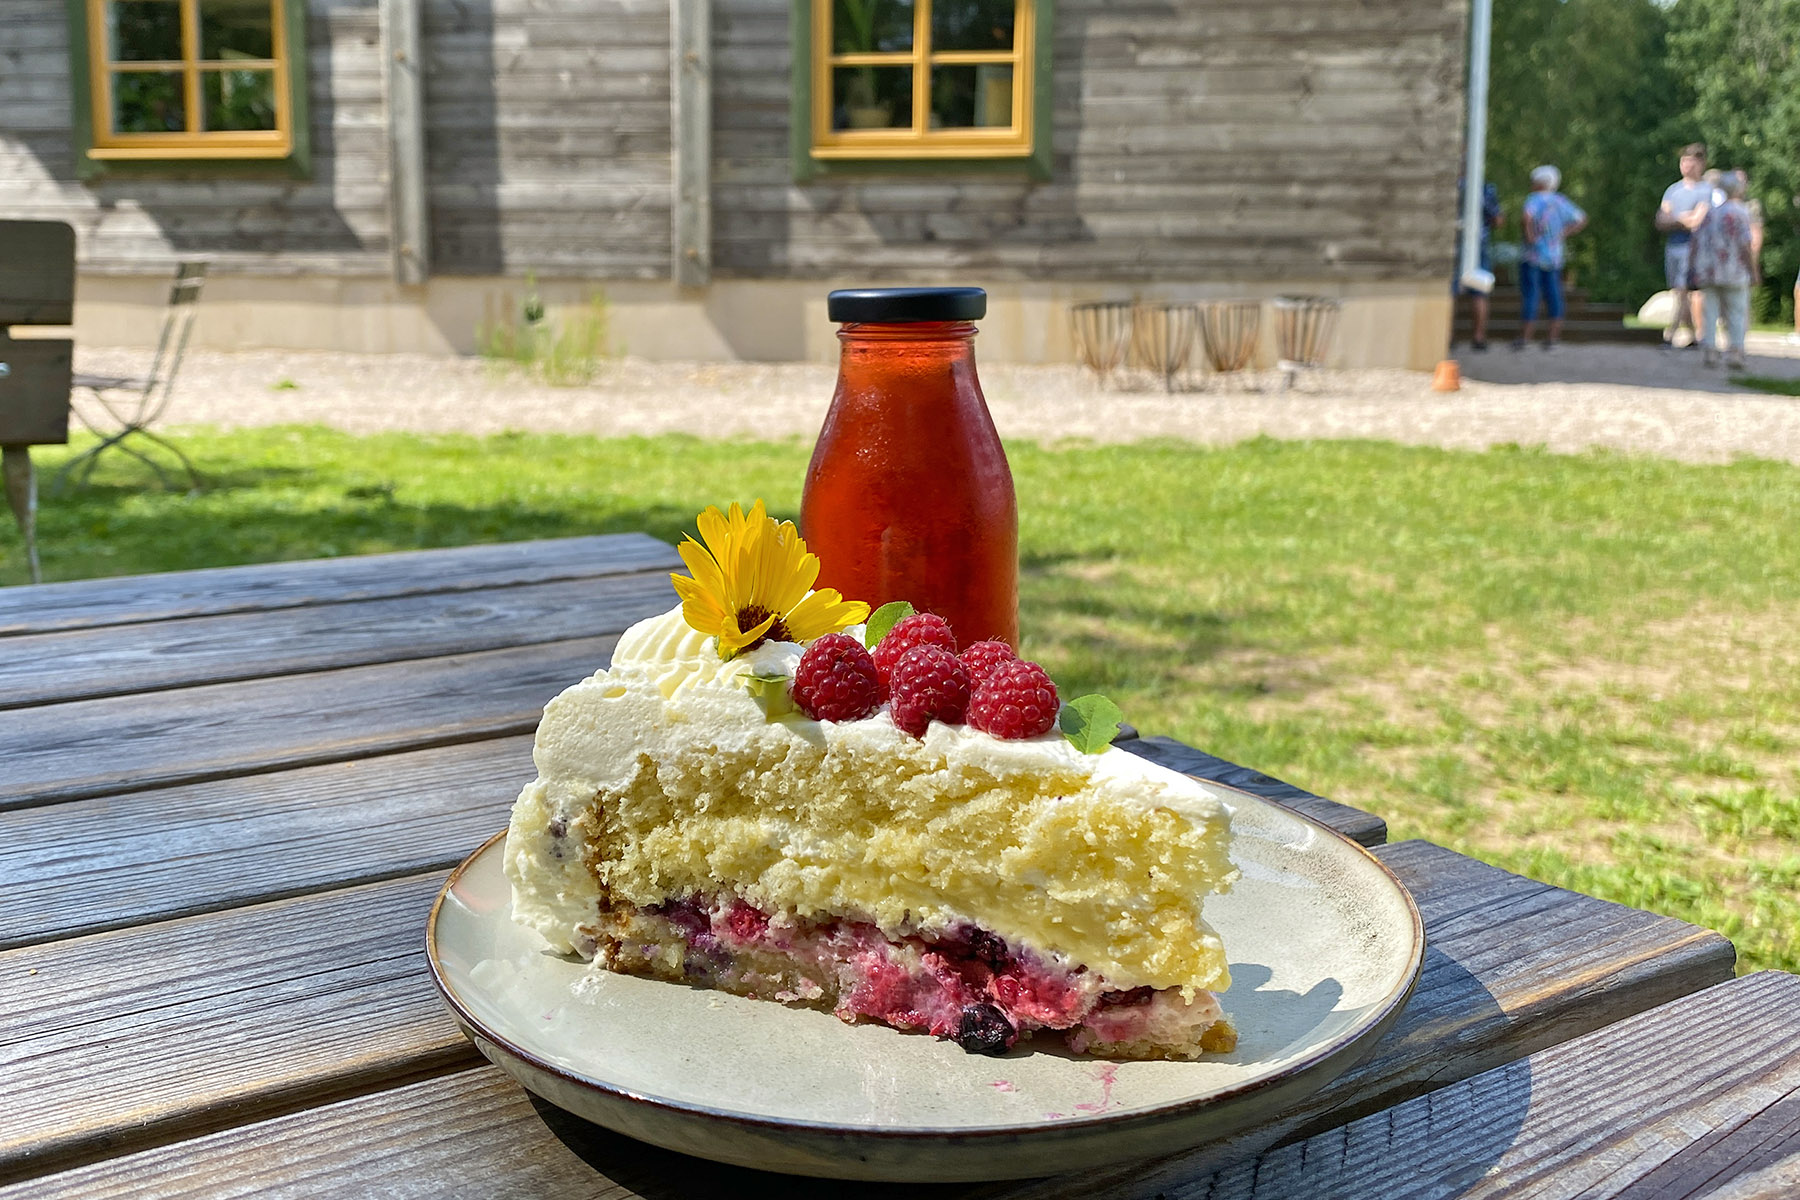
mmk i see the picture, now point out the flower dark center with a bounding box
[735,605,792,650]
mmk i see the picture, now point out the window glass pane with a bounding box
[201,67,278,129]
[108,0,184,62]
[931,0,1014,52]
[930,64,1012,128]
[200,0,275,60]
[832,0,913,53]
[112,70,186,132]
[831,65,913,130]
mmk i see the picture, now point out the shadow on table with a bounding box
[527,948,1531,1198]
[528,1095,973,1199]
[1195,945,1534,1196]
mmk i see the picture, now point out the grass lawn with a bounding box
[6,427,1797,975]
[1733,374,1800,397]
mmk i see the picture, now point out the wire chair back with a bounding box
[139,262,208,424]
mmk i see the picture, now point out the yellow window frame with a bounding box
[85,0,293,159]
[810,0,1034,159]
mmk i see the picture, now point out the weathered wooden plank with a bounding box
[0,842,1736,1195]
[0,1068,621,1200]
[0,634,623,809]
[975,841,1739,1199]
[0,571,672,708]
[670,0,711,287]
[0,533,678,636]
[1188,972,1800,1200]
[381,0,431,284]
[1121,735,1386,847]
[0,873,471,1187]
[0,736,530,950]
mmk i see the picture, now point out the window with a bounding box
[802,0,1047,166]
[74,0,302,161]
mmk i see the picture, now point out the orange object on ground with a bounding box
[1431,359,1461,391]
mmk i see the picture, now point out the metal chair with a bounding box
[55,262,207,493]
[1069,300,1134,387]
[1272,296,1342,391]
[1129,302,1203,392]
[1197,300,1262,376]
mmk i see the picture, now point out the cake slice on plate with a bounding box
[505,503,1239,1059]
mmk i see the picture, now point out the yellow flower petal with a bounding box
[764,524,820,615]
[784,588,871,642]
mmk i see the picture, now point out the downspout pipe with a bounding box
[1459,0,1495,294]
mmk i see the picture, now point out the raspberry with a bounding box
[790,633,882,723]
[888,645,970,737]
[967,659,1060,740]
[872,612,959,693]
[959,640,1017,687]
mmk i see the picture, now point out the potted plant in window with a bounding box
[837,0,893,128]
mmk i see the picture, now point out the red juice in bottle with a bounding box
[801,287,1019,648]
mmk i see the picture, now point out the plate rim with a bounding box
[426,793,1425,1143]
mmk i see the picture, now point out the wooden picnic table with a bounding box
[3,534,1793,1198]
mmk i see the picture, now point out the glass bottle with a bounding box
[801,287,1019,648]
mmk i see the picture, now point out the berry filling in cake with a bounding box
[596,892,1236,1058]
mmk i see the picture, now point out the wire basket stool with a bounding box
[1271,295,1341,390]
[1069,300,1134,386]
[1128,302,1202,392]
[1197,300,1262,376]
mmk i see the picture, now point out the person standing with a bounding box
[1691,171,1757,369]
[1656,143,1713,349]
[1455,177,1503,349]
[1516,165,1587,350]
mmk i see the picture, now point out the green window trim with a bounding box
[790,0,1054,183]
[65,0,311,181]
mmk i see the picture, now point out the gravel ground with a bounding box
[79,333,1800,464]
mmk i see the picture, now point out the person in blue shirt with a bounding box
[1516,165,1588,350]
[1455,178,1504,349]
[1656,143,1713,349]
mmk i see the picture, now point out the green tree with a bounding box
[1486,0,1682,307]
[1666,0,1800,324]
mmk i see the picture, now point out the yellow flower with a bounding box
[671,500,870,659]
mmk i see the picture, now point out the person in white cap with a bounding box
[1516,165,1587,350]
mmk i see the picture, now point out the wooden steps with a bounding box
[1453,291,1662,345]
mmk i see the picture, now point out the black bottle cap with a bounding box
[827,287,987,323]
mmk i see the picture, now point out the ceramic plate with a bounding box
[427,789,1423,1181]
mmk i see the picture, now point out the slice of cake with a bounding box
[505,503,1239,1059]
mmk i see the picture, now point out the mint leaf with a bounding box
[1060,694,1125,754]
[863,600,915,649]
[740,671,795,718]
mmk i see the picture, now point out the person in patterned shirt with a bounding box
[1516,166,1588,350]
[1690,171,1757,369]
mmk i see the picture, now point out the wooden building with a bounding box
[1,0,1467,368]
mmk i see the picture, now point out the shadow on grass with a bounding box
[4,466,699,587]
[1020,558,1310,707]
